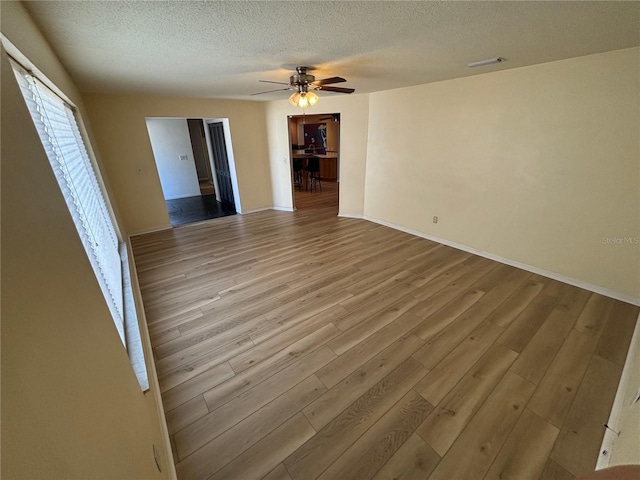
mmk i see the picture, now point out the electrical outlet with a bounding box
[179,154,188,161]
[433,216,438,224]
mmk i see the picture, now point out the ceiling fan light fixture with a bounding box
[307,91,319,106]
[289,90,318,109]
[298,93,309,108]
[289,92,301,107]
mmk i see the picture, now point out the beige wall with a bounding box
[1,2,172,478]
[83,93,272,233]
[364,48,640,300]
[265,94,370,214]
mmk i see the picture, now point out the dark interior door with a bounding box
[208,122,235,208]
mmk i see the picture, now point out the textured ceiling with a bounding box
[22,1,640,101]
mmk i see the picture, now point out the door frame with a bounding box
[287,113,341,210]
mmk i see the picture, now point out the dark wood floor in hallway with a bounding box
[166,194,236,227]
[131,192,638,480]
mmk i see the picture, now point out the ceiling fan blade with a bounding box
[259,80,290,85]
[313,76,346,86]
[317,85,355,94]
[250,88,291,96]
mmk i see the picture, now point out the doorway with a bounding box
[145,117,238,227]
[288,113,340,212]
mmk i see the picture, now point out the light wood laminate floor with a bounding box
[294,178,339,211]
[132,191,638,480]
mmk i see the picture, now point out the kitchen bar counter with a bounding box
[292,153,338,181]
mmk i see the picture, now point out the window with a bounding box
[10,57,148,390]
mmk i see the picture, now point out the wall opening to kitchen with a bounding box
[287,113,340,212]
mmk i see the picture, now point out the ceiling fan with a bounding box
[251,66,355,107]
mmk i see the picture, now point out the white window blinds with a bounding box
[11,59,126,345]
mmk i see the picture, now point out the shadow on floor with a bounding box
[166,194,236,227]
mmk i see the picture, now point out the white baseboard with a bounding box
[124,238,177,479]
[239,206,271,214]
[129,224,172,237]
[338,212,364,219]
[272,206,295,212]
[361,214,639,306]
[597,311,640,469]
[239,206,294,214]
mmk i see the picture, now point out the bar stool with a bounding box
[293,158,304,191]
[306,157,322,192]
